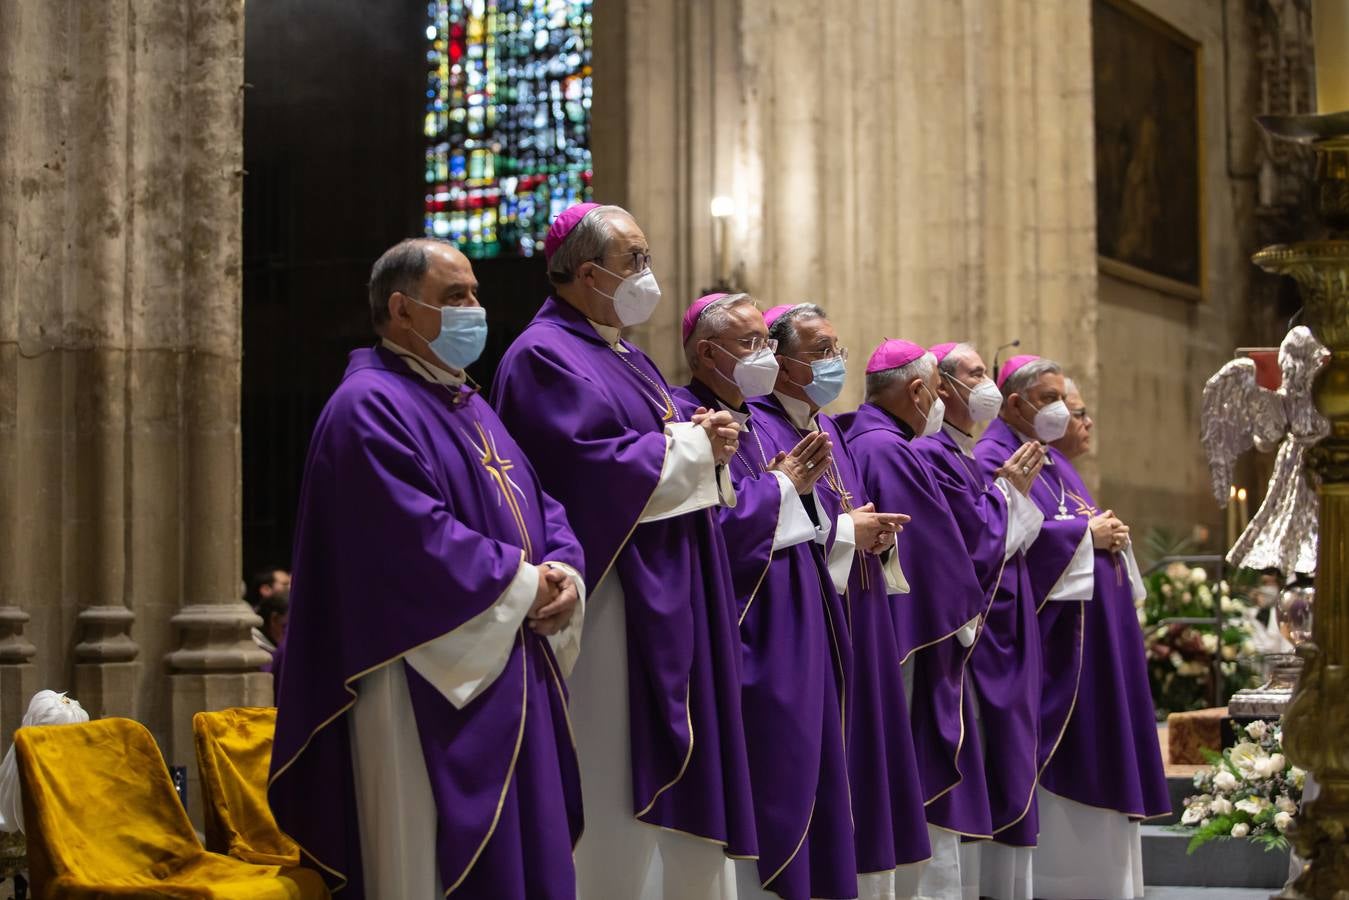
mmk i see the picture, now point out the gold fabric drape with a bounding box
[15,717,327,899]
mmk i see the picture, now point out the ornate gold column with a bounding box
[1254,112,1349,899]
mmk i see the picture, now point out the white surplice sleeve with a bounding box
[542,560,587,677]
[881,546,909,595]
[995,477,1045,560]
[640,421,736,523]
[404,556,539,709]
[1122,541,1147,602]
[1043,529,1096,602]
[827,509,856,593]
[771,471,818,551]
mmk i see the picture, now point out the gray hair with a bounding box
[546,204,628,285]
[767,303,827,355]
[1062,376,1079,397]
[1001,357,1063,398]
[937,342,977,378]
[865,352,936,402]
[684,293,758,369]
[368,238,455,331]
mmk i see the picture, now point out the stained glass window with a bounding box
[424,0,594,258]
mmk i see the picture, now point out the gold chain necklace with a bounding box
[612,349,679,422]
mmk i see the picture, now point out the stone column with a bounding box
[160,1,271,827]
[64,0,140,720]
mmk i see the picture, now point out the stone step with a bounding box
[1142,823,1290,889]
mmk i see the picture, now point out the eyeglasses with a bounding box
[594,250,653,273]
[721,335,778,354]
[1069,407,1090,420]
[792,345,848,363]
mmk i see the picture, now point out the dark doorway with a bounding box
[242,0,551,576]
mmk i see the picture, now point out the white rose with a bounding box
[1231,822,1250,838]
[1291,767,1307,789]
[1275,811,1294,833]
[1230,743,1263,776]
[1254,757,1280,778]
[1214,770,1239,792]
[1210,797,1234,815]
[1181,804,1207,825]
[1269,753,1287,772]
[1190,567,1208,585]
[1276,795,1298,814]
[1245,720,1269,740]
[1236,796,1271,816]
[1201,633,1219,654]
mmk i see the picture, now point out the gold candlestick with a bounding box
[1254,110,1349,899]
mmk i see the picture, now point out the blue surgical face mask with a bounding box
[407,297,488,371]
[800,356,847,408]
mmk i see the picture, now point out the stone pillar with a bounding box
[1,0,264,822]
[159,1,271,827]
[64,0,141,721]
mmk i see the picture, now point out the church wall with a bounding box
[594,0,1099,468]
[1094,0,1263,553]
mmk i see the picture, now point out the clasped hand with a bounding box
[767,431,832,493]
[529,565,578,636]
[849,502,911,555]
[691,407,741,465]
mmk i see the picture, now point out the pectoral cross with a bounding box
[465,420,533,560]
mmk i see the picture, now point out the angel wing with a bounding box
[1201,358,1267,504]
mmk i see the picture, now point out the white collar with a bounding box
[1006,421,1056,465]
[586,319,628,352]
[382,338,466,387]
[723,404,751,426]
[942,421,977,457]
[774,390,817,430]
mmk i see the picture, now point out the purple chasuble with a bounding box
[490,297,757,856]
[913,426,1040,845]
[1030,455,1170,819]
[269,347,584,899]
[673,379,857,900]
[973,418,1088,845]
[839,403,993,839]
[748,395,932,873]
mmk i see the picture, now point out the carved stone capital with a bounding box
[74,604,137,663]
[166,601,270,673]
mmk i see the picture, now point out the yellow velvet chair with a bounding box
[15,717,329,899]
[192,707,301,868]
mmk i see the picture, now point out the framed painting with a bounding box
[1093,0,1203,300]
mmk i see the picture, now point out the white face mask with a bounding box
[920,384,945,437]
[967,379,1004,422]
[1023,395,1070,442]
[943,372,1002,423]
[723,347,780,398]
[595,264,662,326]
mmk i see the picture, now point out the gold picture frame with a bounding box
[1093,0,1204,301]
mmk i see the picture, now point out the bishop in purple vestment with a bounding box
[269,240,586,899]
[758,304,930,897]
[674,293,856,900]
[1028,377,1169,900]
[910,343,1047,900]
[975,355,1121,898]
[490,205,757,899]
[837,340,995,899]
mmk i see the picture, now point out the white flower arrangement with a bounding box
[1173,720,1301,853]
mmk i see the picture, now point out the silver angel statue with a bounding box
[1201,326,1329,575]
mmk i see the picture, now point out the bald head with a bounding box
[368,238,481,374]
[368,238,474,333]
